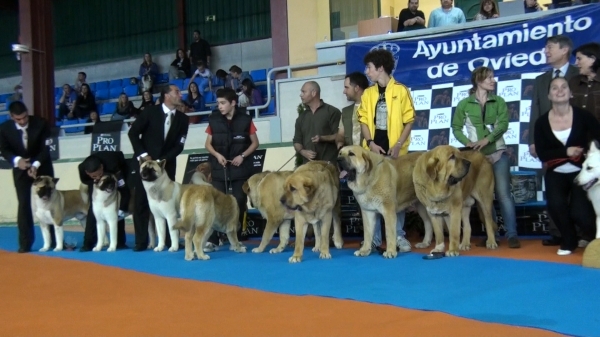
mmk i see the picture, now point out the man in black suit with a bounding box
[0,101,54,253]
[78,151,131,252]
[528,35,578,246]
[128,84,189,251]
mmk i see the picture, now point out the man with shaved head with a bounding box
[293,81,341,164]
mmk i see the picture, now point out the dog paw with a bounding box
[147,243,155,249]
[486,240,499,249]
[431,243,445,253]
[168,246,178,252]
[184,253,194,261]
[446,250,460,257]
[269,247,284,254]
[107,246,116,252]
[154,245,165,252]
[459,243,471,251]
[235,246,247,253]
[197,254,210,261]
[39,247,50,252]
[319,252,332,259]
[334,239,344,249]
[354,249,371,257]
[383,250,398,259]
[288,255,303,263]
[312,246,320,253]
[415,242,430,249]
[251,247,264,253]
[53,247,64,252]
[92,246,102,252]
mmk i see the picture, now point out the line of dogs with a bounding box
[30,142,600,262]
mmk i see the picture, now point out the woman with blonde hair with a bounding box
[111,93,137,121]
[451,66,520,249]
[474,0,499,20]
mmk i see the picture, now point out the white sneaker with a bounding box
[578,240,589,248]
[557,249,572,256]
[203,242,219,253]
[397,236,412,253]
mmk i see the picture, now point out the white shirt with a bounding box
[12,123,41,169]
[551,128,580,173]
[553,62,570,78]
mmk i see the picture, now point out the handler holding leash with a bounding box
[78,151,131,252]
[204,88,259,252]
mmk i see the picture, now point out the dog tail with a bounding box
[173,205,194,232]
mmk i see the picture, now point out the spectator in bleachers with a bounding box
[111,93,137,121]
[58,84,78,120]
[228,65,253,91]
[169,48,191,81]
[184,82,205,112]
[84,109,101,135]
[139,53,159,85]
[6,85,23,106]
[242,78,263,107]
[74,72,87,94]
[524,0,543,12]
[569,43,600,121]
[189,61,213,92]
[397,0,426,32]
[428,0,466,28]
[188,30,212,67]
[71,83,96,119]
[474,0,499,20]
[138,90,155,111]
[215,69,229,87]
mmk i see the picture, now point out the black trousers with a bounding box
[545,170,596,251]
[133,174,151,248]
[14,176,35,250]
[207,179,247,245]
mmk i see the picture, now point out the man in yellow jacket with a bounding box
[357,48,415,253]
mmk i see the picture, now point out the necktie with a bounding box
[21,128,28,150]
[554,69,561,78]
[164,112,173,140]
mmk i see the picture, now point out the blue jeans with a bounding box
[493,153,518,238]
[372,210,406,246]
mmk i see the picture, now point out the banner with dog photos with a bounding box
[181,149,267,184]
[346,4,600,201]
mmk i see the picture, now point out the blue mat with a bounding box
[1,226,599,337]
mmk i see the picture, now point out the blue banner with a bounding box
[346,5,600,87]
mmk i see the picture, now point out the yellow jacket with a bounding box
[357,78,415,154]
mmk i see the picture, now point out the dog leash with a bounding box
[276,153,300,172]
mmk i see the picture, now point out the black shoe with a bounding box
[17,247,30,253]
[116,244,129,250]
[133,245,147,252]
[79,246,92,252]
[508,237,521,249]
[542,236,561,246]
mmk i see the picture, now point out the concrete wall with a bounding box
[0,38,273,94]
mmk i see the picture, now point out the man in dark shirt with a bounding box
[293,81,341,164]
[188,30,212,67]
[397,0,426,32]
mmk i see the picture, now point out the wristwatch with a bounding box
[241,154,245,158]
[366,140,373,146]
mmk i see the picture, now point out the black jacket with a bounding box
[208,109,253,181]
[0,115,54,180]
[79,151,131,212]
[128,104,189,180]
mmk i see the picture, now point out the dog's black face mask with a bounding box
[336,157,357,182]
[140,165,158,182]
[98,176,117,193]
[36,184,54,200]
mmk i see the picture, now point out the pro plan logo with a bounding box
[411,134,426,147]
[504,127,518,143]
[520,150,538,163]
[413,94,429,106]
[430,112,450,127]
[499,85,520,101]
[453,90,469,104]
[521,105,531,118]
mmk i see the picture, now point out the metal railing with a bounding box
[58,58,346,131]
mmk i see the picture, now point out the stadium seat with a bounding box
[182,93,188,101]
[0,114,10,124]
[204,91,216,104]
[0,93,10,103]
[109,79,122,89]
[88,82,96,92]
[62,119,84,133]
[183,78,191,90]
[109,87,122,99]
[95,89,109,101]
[261,99,276,116]
[95,81,109,91]
[101,102,116,116]
[156,73,169,84]
[250,69,267,83]
[256,85,267,97]
[123,85,138,97]
[121,77,132,85]
[171,79,184,90]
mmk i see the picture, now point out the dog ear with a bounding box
[591,140,600,153]
[361,152,372,174]
[158,159,167,170]
[426,157,439,180]
[242,181,250,195]
[52,178,59,185]
[302,178,316,198]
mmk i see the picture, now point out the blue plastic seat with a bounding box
[101,102,116,116]
[109,87,122,99]
[62,119,84,133]
[0,114,10,123]
[95,89,109,101]
[204,91,216,104]
[123,85,138,97]
[88,83,97,92]
[171,79,185,90]
[95,81,109,91]
[109,79,122,89]
[250,69,267,83]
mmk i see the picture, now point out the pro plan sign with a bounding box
[90,132,121,153]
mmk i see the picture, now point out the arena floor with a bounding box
[0,225,597,337]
